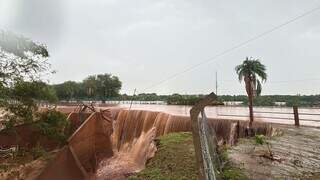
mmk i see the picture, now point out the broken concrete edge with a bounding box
[69,146,89,179]
[37,112,104,180]
[36,114,95,180]
[190,92,218,116]
[190,92,219,180]
[67,112,97,143]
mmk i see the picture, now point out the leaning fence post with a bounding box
[190,92,220,180]
[293,106,299,127]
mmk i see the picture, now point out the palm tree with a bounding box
[235,57,267,128]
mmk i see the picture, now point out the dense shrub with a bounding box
[35,109,69,142]
[1,80,58,129]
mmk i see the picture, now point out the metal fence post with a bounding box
[293,106,300,127]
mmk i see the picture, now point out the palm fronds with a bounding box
[235,57,267,96]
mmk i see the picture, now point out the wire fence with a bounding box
[217,106,320,126]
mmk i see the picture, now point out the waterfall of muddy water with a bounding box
[94,109,273,179]
[36,108,273,180]
[95,110,180,179]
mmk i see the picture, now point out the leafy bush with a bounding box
[1,80,58,128]
[35,109,68,142]
[255,134,266,145]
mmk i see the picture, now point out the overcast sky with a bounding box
[1,0,320,95]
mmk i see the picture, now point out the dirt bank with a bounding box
[0,150,58,180]
[229,125,320,179]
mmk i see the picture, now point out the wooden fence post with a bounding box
[293,106,300,127]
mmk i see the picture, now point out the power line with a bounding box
[140,5,320,93]
[268,78,320,84]
[220,78,320,84]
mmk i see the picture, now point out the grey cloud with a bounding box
[0,0,320,95]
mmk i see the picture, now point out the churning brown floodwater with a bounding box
[37,107,272,180]
[94,109,193,179]
[94,108,273,179]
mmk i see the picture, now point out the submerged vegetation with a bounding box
[129,132,247,180]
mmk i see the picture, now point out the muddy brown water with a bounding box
[117,104,320,127]
[5,105,317,179]
[35,108,272,180]
[55,104,320,127]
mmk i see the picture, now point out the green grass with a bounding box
[157,132,193,146]
[128,132,247,180]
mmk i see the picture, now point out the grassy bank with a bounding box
[128,132,247,180]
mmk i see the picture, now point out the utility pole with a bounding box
[215,71,218,96]
[129,88,136,109]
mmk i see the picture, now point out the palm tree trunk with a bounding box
[248,93,254,128]
[102,89,106,104]
[245,76,254,129]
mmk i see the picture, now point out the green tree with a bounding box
[82,74,122,102]
[167,94,183,105]
[61,81,78,101]
[52,81,85,101]
[235,57,267,128]
[0,31,50,86]
[96,74,122,103]
[1,80,57,127]
[52,74,122,101]
[83,75,98,98]
[0,31,55,127]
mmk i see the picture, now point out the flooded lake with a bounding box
[118,104,320,127]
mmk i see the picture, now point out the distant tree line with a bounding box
[119,93,206,105]
[219,95,320,107]
[114,94,320,107]
[51,73,122,103]
[50,79,320,107]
